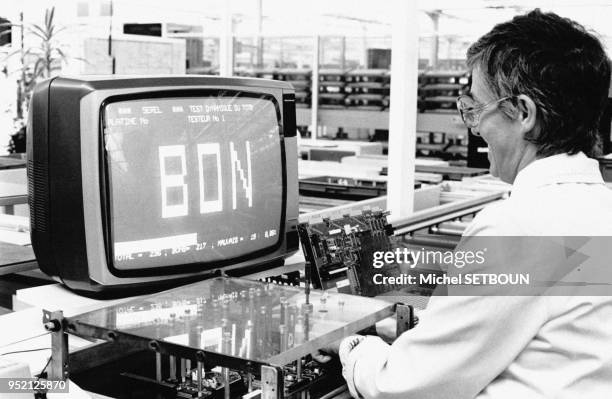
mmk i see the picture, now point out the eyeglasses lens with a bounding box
[458,96,478,127]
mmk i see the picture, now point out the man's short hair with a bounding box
[467,9,611,157]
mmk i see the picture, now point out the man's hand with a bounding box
[375,316,397,343]
[313,335,366,364]
[312,338,342,363]
[338,335,366,366]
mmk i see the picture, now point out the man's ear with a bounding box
[516,94,537,133]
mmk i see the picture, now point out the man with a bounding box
[325,10,612,399]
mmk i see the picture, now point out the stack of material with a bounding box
[318,69,349,108]
[418,70,470,112]
[344,69,390,110]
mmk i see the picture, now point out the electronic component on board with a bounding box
[298,209,404,296]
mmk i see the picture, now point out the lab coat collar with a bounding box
[512,152,604,195]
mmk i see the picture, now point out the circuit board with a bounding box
[298,209,403,296]
[121,362,337,399]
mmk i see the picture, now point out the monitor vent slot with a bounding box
[28,159,49,232]
[282,93,296,137]
[286,230,299,250]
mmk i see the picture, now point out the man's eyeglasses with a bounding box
[456,95,514,129]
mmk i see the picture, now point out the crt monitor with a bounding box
[27,75,299,295]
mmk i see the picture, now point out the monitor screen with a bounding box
[103,93,284,271]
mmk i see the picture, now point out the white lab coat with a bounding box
[341,152,612,399]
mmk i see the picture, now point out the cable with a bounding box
[36,356,52,380]
[1,348,54,384]
[0,348,51,356]
[0,332,51,349]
